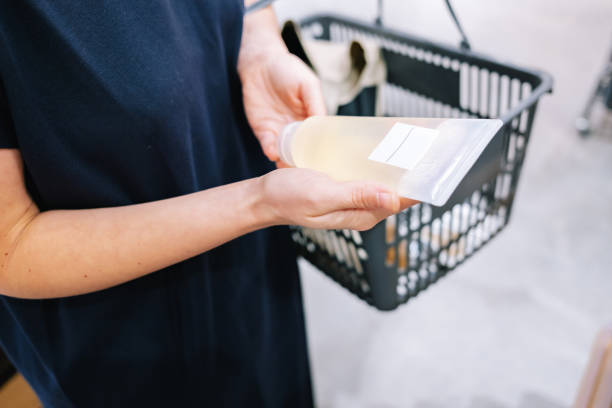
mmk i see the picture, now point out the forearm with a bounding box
[1,177,272,299]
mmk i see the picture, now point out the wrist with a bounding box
[249,175,282,228]
[237,6,287,76]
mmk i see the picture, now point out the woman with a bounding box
[0,1,408,407]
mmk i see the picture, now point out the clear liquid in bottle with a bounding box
[278,115,503,205]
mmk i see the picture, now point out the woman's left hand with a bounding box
[238,49,326,163]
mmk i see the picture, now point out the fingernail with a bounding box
[377,192,393,209]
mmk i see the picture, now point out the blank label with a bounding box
[368,123,438,170]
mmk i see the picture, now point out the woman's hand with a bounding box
[0,149,414,299]
[240,51,325,163]
[258,168,417,231]
[237,6,326,163]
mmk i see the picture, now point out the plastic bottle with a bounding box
[278,116,503,206]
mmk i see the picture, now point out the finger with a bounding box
[257,131,279,162]
[399,197,419,211]
[301,77,327,117]
[313,208,393,231]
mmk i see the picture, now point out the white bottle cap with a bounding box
[278,121,301,166]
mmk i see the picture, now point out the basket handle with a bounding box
[375,0,472,51]
[247,0,472,51]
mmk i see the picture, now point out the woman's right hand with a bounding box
[258,168,417,231]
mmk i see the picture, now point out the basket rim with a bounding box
[299,13,554,124]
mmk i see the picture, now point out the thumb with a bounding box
[257,131,279,162]
[301,77,327,117]
[333,182,401,213]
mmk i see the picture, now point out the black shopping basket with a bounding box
[289,9,553,311]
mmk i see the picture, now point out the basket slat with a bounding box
[292,15,553,311]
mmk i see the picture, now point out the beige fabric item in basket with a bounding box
[282,21,387,115]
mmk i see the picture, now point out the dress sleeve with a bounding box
[0,79,18,148]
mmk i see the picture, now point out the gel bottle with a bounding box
[278,116,503,206]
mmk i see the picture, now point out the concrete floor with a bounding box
[274,1,612,407]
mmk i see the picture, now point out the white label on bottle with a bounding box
[368,123,438,170]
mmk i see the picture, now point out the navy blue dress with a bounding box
[0,1,313,407]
